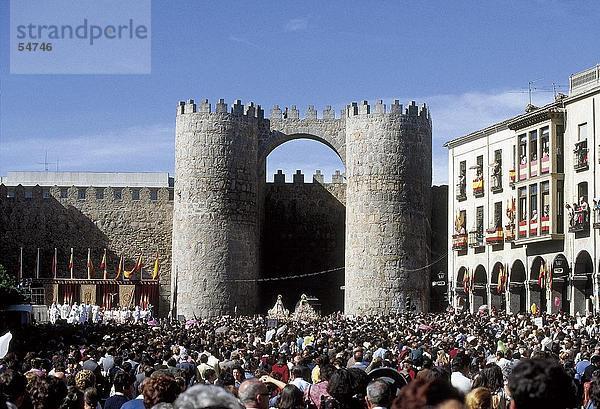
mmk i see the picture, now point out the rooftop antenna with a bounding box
[37,150,49,171]
[37,150,58,172]
[528,78,543,106]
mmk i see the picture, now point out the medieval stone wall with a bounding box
[0,184,173,316]
[0,178,445,316]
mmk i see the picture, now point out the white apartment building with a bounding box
[445,64,600,315]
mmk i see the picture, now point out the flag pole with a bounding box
[36,248,40,279]
[53,247,58,279]
[19,247,23,283]
[102,248,107,280]
[70,247,74,280]
[87,248,91,280]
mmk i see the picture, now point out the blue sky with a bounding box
[1,1,599,184]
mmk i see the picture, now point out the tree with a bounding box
[0,264,28,306]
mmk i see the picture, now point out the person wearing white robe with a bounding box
[79,304,88,324]
[92,305,101,323]
[133,306,141,324]
[67,303,77,324]
[61,303,70,320]
[49,303,58,324]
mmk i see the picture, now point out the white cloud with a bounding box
[0,124,174,175]
[284,18,308,32]
[228,35,262,49]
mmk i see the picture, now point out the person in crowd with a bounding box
[471,364,507,409]
[142,374,181,408]
[465,387,492,409]
[277,384,304,409]
[365,379,392,409]
[238,379,270,409]
[104,371,133,409]
[173,384,244,409]
[83,387,100,409]
[450,353,472,395]
[391,378,463,409]
[508,359,577,409]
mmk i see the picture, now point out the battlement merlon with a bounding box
[267,170,346,185]
[269,104,339,121]
[176,98,265,120]
[345,99,431,123]
[0,184,173,203]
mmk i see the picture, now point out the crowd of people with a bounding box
[1,308,599,409]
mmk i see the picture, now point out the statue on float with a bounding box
[293,294,319,322]
[268,294,289,319]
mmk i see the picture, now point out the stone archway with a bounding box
[551,254,569,313]
[509,259,526,312]
[260,137,346,314]
[490,262,505,311]
[472,265,488,311]
[530,257,547,313]
[455,266,469,311]
[573,250,593,314]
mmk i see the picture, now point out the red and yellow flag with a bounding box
[152,252,160,280]
[87,248,94,279]
[115,255,124,280]
[125,254,143,279]
[99,249,107,280]
[538,261,546,288]
[463,268,470,293]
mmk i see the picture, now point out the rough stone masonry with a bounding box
[173,98,432,317]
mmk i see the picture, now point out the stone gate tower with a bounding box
[173,99,265,317]
[172,98,431,318]
[345,101,432,314]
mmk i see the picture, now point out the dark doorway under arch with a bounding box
[509,259,526,312]
[456,266,469,311]
[573,250,593,314]
[260,138,346,314]
[472,265,488,311]
[551,254,569,313]
[490,262,505,311]
[530,257,547,313]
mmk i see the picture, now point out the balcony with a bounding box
[468,230,484,248]
[568,208,589,233]
[504,223,515,242]
[574,140,589,172]
[485,227,504,245]
[472,177,484,197]
[452,233,468,251]
[456,182,466,201]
